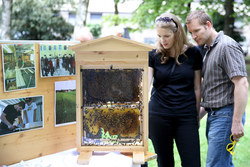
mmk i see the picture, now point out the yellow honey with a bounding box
[84,107,140,137]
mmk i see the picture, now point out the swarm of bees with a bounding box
[84,107,140,138]
[81,69,142,103]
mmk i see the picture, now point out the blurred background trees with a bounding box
[131,0,250,42]
[11,0,74,40]
[1,0,250,43]
[1,0,12,39]
[73,0,89,39]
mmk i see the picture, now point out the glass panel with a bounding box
[81,69,143,146]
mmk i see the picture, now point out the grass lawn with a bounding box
[147,58,250,167]
[55,90,76,124]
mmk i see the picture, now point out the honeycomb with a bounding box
[84,107,140,138]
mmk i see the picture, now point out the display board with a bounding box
[0,41,79,166]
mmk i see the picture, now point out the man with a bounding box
[17,56,24,69]
[44,55,49,76]
[0,101,25,135]
[23,98,38,124]
[186,10,248,167]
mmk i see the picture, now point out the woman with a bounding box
[148,13,202,167]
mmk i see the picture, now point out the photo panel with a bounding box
[2,44,36,92]
[0,95,44,136]
[55,80,76,126]
[40,44,75,77]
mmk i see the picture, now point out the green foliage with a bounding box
[130,0,193,31]
[102,14,130,27]
[0,5,2,24]
[101,129,119,141]
[86,23,102,38]
[244,0,250,4]
[101,0,129,28]
[45,0,76,7]
[200,0,250,22]
[130,0,250,33]
[11,0,74,40]
[212,12,244,42]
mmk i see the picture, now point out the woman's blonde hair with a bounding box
[155,13,192,64]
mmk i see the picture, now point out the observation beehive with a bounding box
[69,35,155,165]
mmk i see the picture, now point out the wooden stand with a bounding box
[77,151,92,165]
[77,150,157,165]
[133,151,145,164]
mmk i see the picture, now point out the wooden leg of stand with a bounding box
[77,151,92,165]
[133,151,145,164]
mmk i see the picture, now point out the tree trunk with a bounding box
[114,1,119,26]
[224,0,234,37]
[1,0,12,40]
[83,0,90,26]
[73,0,89,40]
[184,2,191,33]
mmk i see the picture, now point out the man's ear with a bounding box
[206,21,212,29]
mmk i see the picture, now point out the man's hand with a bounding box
[21,123,25,128]
[8,124,17,130]
[231,121,244,142]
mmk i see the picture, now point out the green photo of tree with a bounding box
[55,80,76,126]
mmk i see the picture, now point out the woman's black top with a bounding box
[149,46,202,116]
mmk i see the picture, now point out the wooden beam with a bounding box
[133,151,145,164]
[77,151,92,165]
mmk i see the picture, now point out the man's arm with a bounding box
[0,113,15,130]
[40,109,42,121]
[18,116,25,128]
[231,76,248,141]
[24,110,28,123]
[199,107,207,119]
[33,109,37,122]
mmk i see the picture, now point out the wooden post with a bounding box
[133,151,145,164]
[78,151,92,165]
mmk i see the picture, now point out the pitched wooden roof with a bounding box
[69,35,155,52]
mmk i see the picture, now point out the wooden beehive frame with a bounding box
[69,36,155,165]
[77,65,147,164]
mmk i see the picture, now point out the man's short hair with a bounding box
[17,101,25,109]
[186,10,212,25]
[25,98,32,103]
